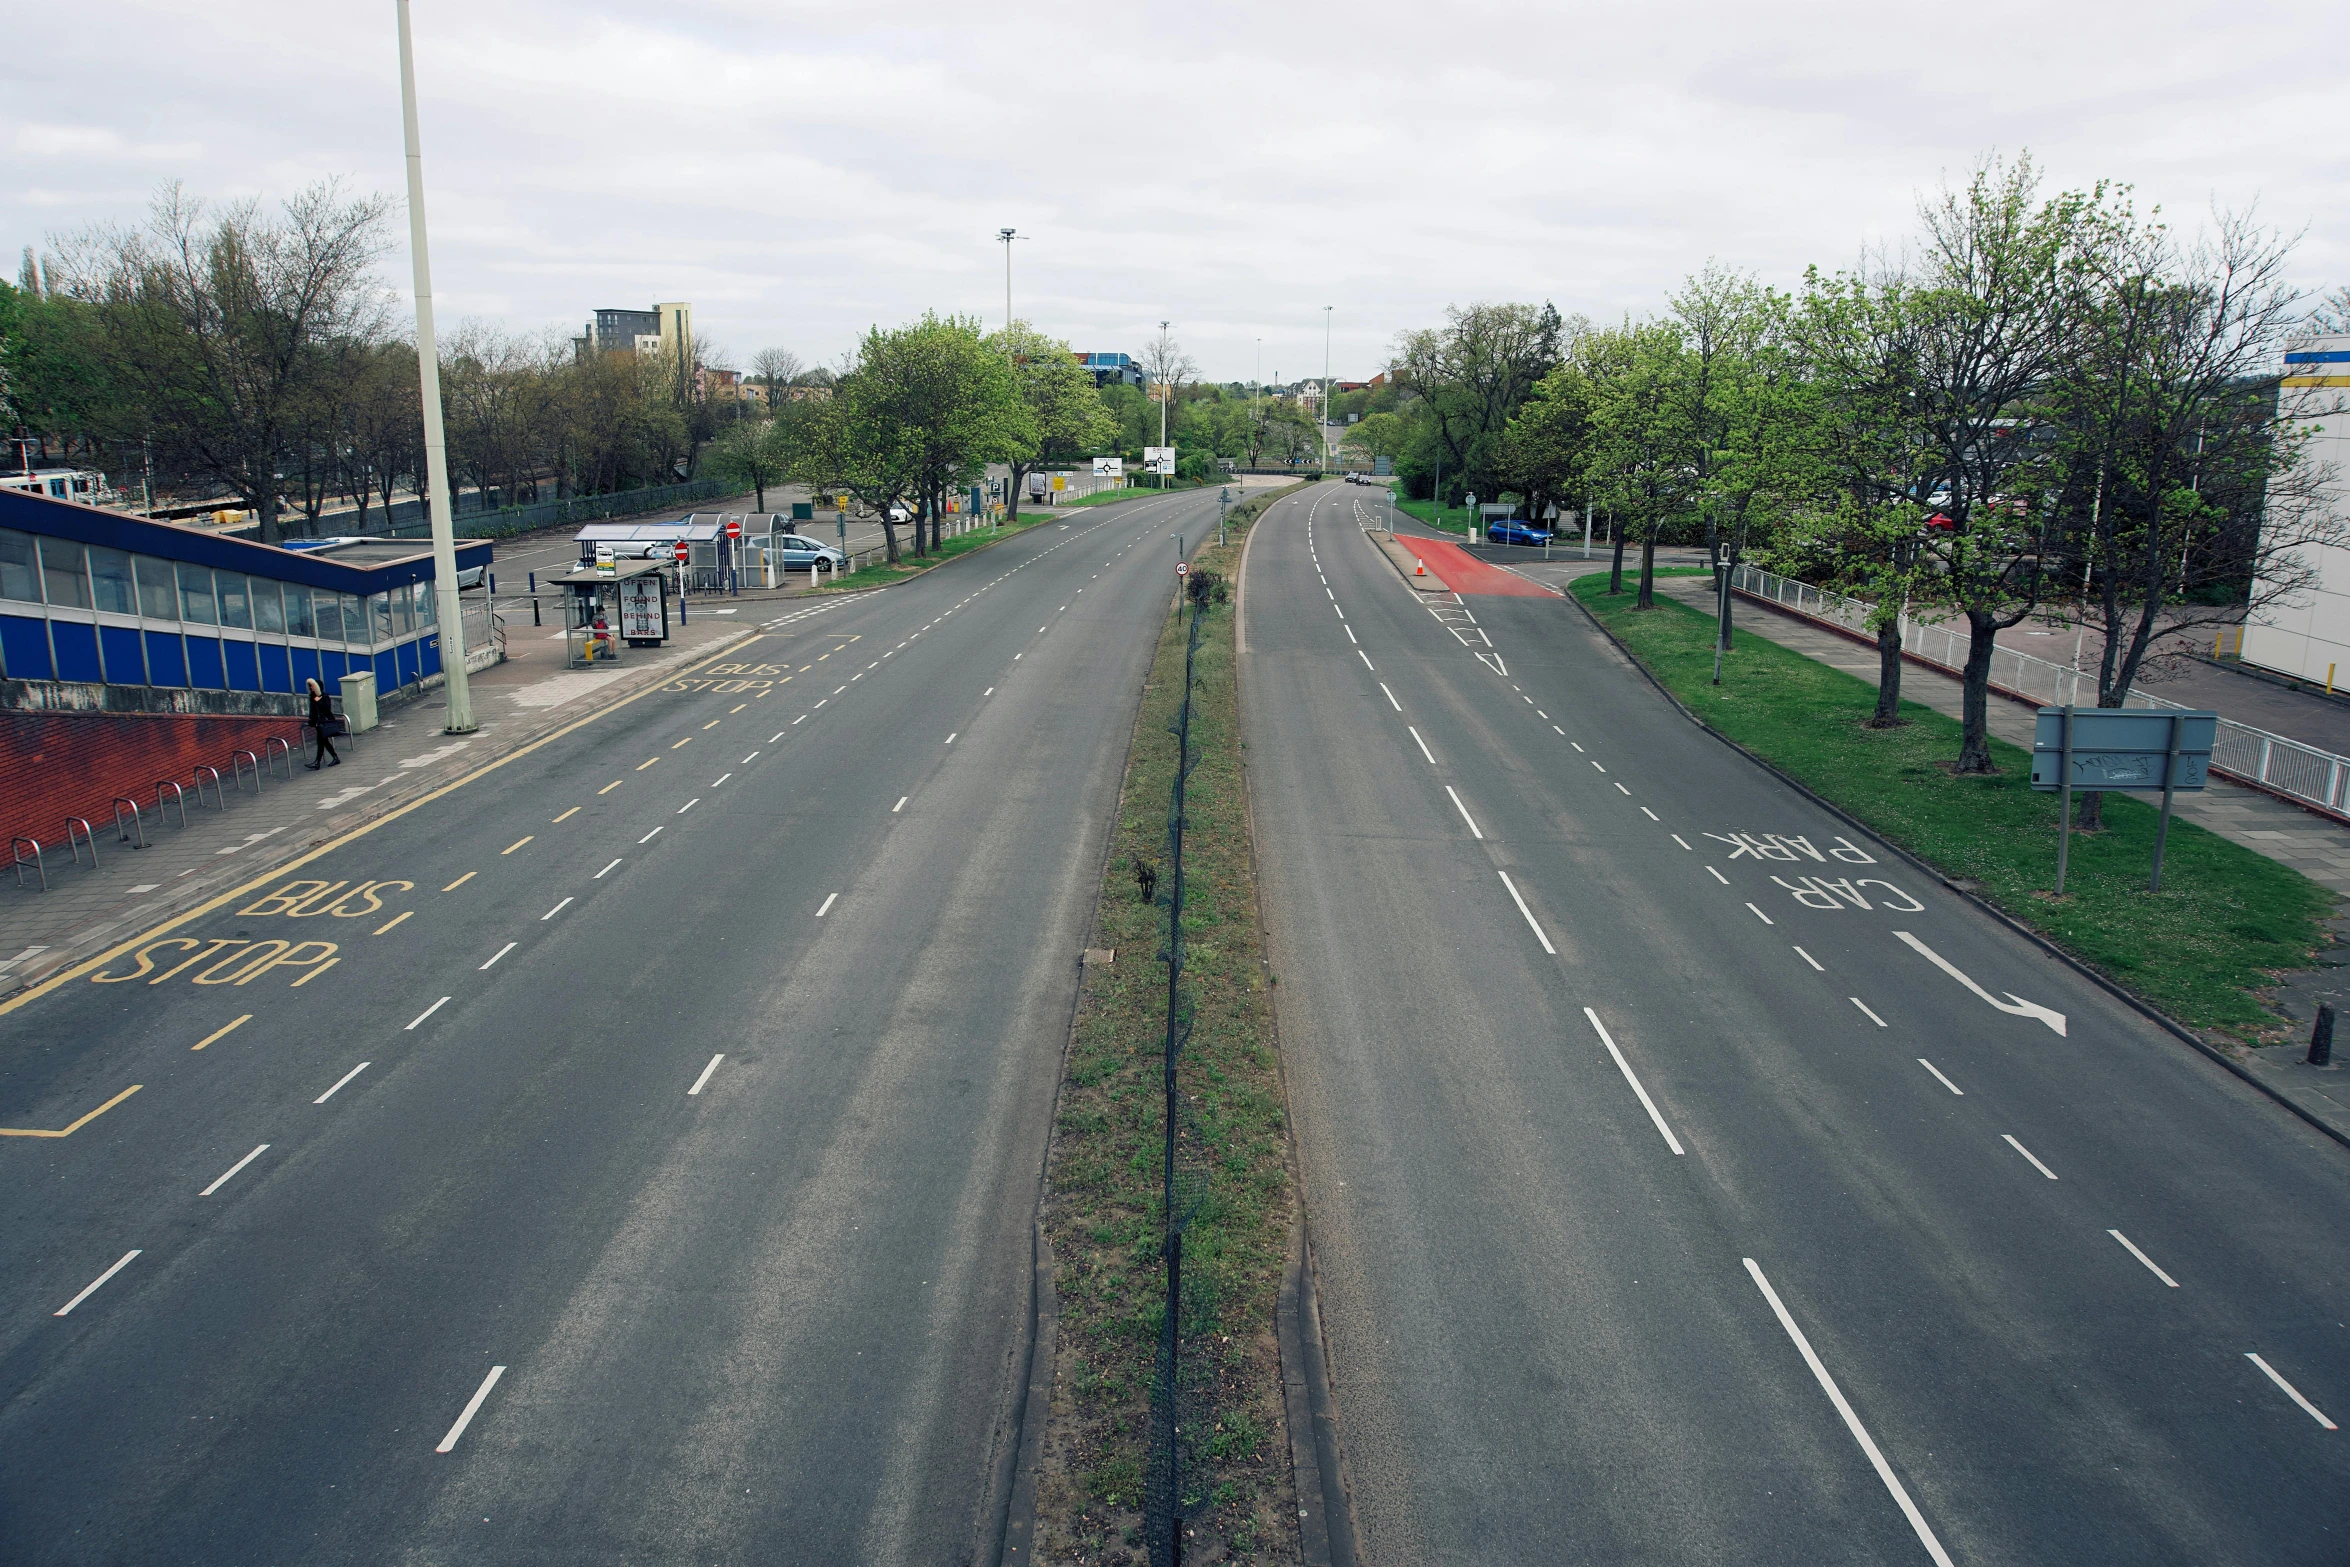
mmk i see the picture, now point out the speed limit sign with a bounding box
[1176,562,1189,577]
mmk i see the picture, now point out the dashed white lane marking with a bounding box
[594,858,622,879]
[815,892,839,917]
[945,733,957,744]
[1498,872,1556,955]
[1378,682,1402,711]
[640,825,664,844]
[480,941,518,970]
[1917,1058,1964,1094]
[436,1366,508,1453]
[2002,1134,2059,1180]
[541,897,573,920]
[314,1061,371,1104]
[54,1250,142,1316]
[200,1144,270,1196]
[1640,807,1659,821]
[1851,997,1888,1027]
[1585,1007,1683,1154]
[743,751,760,763]
[1444,786,1484,839]
[1707,866,1730,884]
[1746,903,1774,925]
[1358,651,1375,670]
[688,1053,725,1097]
[1614,782,1631,796]
[1745,1259,1957,1566]
[406,996,452,1029]
[1672,835,1693,851]
[2247,1353,2337,1429]
[677,798,699,814]
[1408,727,1437,765]
[1794,946,1824,971]
[893,797,908,812]
[2107,1230,2179,1288]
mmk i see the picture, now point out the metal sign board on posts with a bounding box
[2032,706,2218,894]
[1092,457,1124,477]
[1145,446,1176,476]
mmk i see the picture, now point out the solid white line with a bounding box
[1640,807,1659,821]
[1358,650,1375,670]
[1672,834,1692,851]
[688,1053,725,1096]
[54,1250,141,1316]
[541,897,573,920]
[815,892,839,917]
[1794,946,1825,971]
[594,858,622,879]
[406,996,451,1029]
[1917,1058,1964,1095]
[1747,903,1774,924]
[1744,1258,1956,1566]
[1408,727,1437,764]
[1498,871,1556,954]
[1378,683,1402,711]
[2003,1134,2059,1179]
[200,1144,269,1196]
[1584,1008,1684,1155]
[314,1061,371,1104]
[1851,997,1888,1027]
[1444,786,1484,839]
[480,941,518,970]
[1708,866,1730,884]
[893,797,908,812]
[2108,1230,2179,1288]
[677,799,698,814]
[2247,1353,2338,1428]
[639,825,664,844]
[436,1365,508,1453]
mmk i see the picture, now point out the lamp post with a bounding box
[395,0,473,734]
[997,228,1018,346]
[1157,320,1171,491]
[1323,305,1333,479]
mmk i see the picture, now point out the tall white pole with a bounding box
[1323,305,1333,476]
[396,0,473,734]
[1158,320,1170,491]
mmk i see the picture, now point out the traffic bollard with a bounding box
[2311,1004,2335,1066]
[531,596,541,627]
[528,571,536,594]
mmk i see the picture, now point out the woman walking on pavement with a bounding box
[305,677,342,769]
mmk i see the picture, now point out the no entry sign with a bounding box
[672,540,689,562]
[725,517,742,539]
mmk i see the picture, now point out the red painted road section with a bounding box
[1393,535,1556,597]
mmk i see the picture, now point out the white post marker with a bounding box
[1745,1258,1957,1566]
[436,1365,508,1452]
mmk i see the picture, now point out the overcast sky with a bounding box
[9,0,2344,382]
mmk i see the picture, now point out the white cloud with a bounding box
[4,0,2342,377]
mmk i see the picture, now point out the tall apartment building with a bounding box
[2243,336,2350,682]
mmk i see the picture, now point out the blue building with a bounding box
[0,487,493,704]
[1076,351,1143,388]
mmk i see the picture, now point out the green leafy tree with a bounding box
[705,415,789,511]
[989,322,1114,518]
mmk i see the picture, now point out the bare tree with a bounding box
[52,180,393,544]
[1139,326,1198,468]
[751,346,803,411]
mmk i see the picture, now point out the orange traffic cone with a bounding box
[1415,559,1426,575]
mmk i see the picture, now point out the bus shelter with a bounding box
[553,558,670,668]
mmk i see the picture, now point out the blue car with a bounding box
[1485,520,1553,547]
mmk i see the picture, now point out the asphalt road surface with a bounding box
[0,494,1222,1563]
[1242,482,2350,1565]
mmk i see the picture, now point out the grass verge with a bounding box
[1573,577,2334,1038]
[812,514,1049,592]
[1390,493,1476,535]
[1035,485,1301,1563]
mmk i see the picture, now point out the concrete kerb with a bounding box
[0,623,769,1013]
[1567,589,2350,1157]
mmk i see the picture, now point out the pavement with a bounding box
[0,491,1232,1563]
[1242,482,2350,1565]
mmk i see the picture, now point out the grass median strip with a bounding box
[1573,577,2331,1037]
[1037,487,1299,1563]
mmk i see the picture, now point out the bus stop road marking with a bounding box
[194,1015,251,1051]
[1,1083,143,1138]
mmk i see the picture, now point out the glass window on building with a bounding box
[253,579,285,634]
[283,584,313,637]
[39,538,89,609]
[0,529,39,603]
[344,594,369,645]
[391,581,415,637]
[136,556,178,620]
[88,546,137,616]
[414,578,437,629]
[370,592,393,645]
[178,563,217,625]
[309,590,338,642]
[216,573,254,630]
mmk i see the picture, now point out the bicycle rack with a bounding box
[155,779,187,829]
[265,735,293,781]
[112,797,146,849]
[232,750,262,794]
[192,764,224,810]
[11,837,45,892]
[66,817,97,870]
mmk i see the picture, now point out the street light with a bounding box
[1323,305,1333,479]
[395,0,474,735]
[1157,320,1171,491]
[997,228,1021,347]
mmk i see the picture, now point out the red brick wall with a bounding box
[0,710,307,852]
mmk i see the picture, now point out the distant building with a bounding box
[1075,351,1143,388]
[574,302,693,377]
[2243,335,2350,682]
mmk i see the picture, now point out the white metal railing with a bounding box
[1729,563,2350,819]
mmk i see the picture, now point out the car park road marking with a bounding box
[1,1083,143,1138]
[1895,931,2067,1035]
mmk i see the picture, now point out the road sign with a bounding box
[1144,446,1176,476]
[1176,562,1189,577]
[672,540,689,563]
[725,517,742,539]
[1092,457,1124,477]
[2032,705,2217,893]
[594,542,616,578]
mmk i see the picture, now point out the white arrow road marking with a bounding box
[1894,931,2066,1035]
